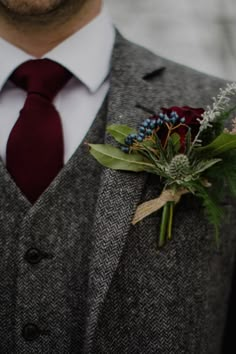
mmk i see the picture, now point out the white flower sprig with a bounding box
[192,83,236,147]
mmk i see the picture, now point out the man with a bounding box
[0,0,234,353]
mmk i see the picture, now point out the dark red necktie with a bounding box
[6,59,72,203]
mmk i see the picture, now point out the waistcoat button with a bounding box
[24,248,42,264]
[22,323,41,341]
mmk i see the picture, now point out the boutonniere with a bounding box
[89,83,236,248]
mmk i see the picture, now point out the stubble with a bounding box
[0,0,88,26]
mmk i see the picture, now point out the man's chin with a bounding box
[0,0,66,16]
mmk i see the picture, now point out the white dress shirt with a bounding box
[0,6,115,163]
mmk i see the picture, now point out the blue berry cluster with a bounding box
[121,111,186,153]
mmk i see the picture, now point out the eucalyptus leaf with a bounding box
[196,133,236,156]
[106,124,137,144]
[89,144,156,172]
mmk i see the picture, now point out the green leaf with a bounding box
[207,151,236,197]
[89,144,156,172]
[191,158,222,176]
[142,140,157,149]
[165,133,181,161]
[192,182,224,247]
[137,148,169,177]
[156,137,168,163]
[185,129,192,155]
[226,172,236,196]
[166,138,174,161]
[196,132,236,156]
[106,125,137,144]
[170,133,181,153]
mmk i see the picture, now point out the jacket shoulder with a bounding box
[117,33,227,97]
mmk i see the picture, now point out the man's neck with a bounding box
[0,0,102,57]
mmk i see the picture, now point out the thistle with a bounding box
[168,154,190,180]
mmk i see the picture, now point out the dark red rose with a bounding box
[158,106,204,151]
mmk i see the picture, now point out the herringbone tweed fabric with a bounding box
[0,31,235,353]
[0,98,108,353]
[93,177,236,353]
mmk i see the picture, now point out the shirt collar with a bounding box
[0,39,33,91]
[0,5,115,93]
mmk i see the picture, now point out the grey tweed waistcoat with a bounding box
[0,96,107,353]
[0,31,236,354]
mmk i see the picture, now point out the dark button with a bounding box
[24,248,43,264]
[22,323,41,341]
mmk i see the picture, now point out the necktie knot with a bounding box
[10,59,72,101]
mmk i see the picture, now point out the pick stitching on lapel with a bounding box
[84,31,165,352]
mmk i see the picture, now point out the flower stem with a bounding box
[167,202,174,240]
[158,203,170,248]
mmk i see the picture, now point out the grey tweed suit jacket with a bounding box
[86,33,236,353]
[0,32,235,353]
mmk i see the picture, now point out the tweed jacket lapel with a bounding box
[84,32,165,351]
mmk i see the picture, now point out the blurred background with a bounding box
[105,0,236,80]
